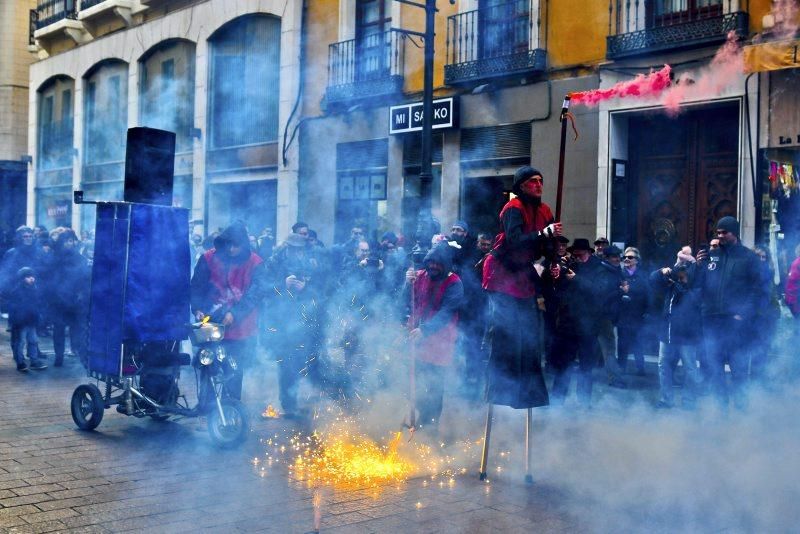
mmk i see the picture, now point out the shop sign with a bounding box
[743,38,800,73]
[389,97,458,135]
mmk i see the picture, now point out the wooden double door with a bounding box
[624,104,739,268]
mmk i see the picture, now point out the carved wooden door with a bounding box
[629,104,738,268]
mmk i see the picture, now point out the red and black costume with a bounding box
[482,166,552,409]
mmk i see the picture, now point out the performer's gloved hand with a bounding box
[539,222,562,238]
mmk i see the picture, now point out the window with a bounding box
[139,40,196,152]
[84,61,128,166]
[208,16,281,149]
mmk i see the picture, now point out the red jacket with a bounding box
[202,250,263,340]
[409,271,461,366]
[483,198,553,298]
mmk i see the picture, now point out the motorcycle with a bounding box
[70,317,249,448]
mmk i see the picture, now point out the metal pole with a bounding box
[525,408,533,484]
[555,95,571,221]
[416,0,437,249]
[478,404,494,481]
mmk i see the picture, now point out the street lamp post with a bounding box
[396,0,445,258]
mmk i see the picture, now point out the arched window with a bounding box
[208,15,281,150]
[139,40,196,153]
[36,76,75,229]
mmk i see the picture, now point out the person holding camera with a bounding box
[617,247,651,376]
[695,216,765,409]
[650,247,702,409]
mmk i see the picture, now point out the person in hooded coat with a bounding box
[47,229,90,367]
[0,226,44,308]
[482,166,562,409]
[191,222,267,400]
[405,242,463,431]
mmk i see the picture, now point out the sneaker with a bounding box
[30,361,48,370]
[16,362,29,372]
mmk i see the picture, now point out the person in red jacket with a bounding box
[191,222,267,400]
[482,166,562,409]
[405,243,463,433]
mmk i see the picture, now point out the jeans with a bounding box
[53,309,86,365]
[618,322,645,372]
[657,342,699,405]
[415,361,446,430]
[703,316,751,409]
[550,333,600,406]
[221,337,256,400]
[12,325,42,365]
[597,319,623,381]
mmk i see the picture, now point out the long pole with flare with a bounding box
[555,94,571,222]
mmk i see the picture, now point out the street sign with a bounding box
[389,97,458,135]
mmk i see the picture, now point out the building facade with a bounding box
[298,0,604,246]
[1,0,37,249]
[27,0,302,238]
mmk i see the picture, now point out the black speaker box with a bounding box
[124,127,176,206]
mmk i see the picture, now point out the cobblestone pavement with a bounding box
[2,317,799,533]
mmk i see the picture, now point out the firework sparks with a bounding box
[261,405,280,419]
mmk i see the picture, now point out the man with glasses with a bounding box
[695,216,764,409]
[482,166,561,410]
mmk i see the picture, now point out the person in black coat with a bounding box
[543,239,610,407]
[650,248,702,409]
[695,216,766,408]
[48,229,90,367]
[617,247,651,375]
[7,267,47,371]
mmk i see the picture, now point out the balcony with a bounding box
[325,29,406,107]
[34,0,88,46]
[607,0,749,59]
[444,0,546,86]
[78,0,140,31]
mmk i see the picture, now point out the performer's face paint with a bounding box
[520,175,543,198]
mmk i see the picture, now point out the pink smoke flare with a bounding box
[570,65,673,107]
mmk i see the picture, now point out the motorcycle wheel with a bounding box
[207,399,249,448]
[71,384,105,431]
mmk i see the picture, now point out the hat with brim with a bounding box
[594,237,609,245]
[604,245,622,257]
[556,236,570,244]
[567,238,594,253]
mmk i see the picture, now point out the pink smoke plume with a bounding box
[764,0,800,41]
[570,65,673,107]
[661,31,744,114]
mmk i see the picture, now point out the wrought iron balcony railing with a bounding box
[326,29,406,105]
[80,0,107,9]
[36,0,77,30]
[445,0,546,86]
[607,0,749,59]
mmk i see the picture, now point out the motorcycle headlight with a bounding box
[216,346,226,362]
[211,328,223,340]
[198,349,215,366]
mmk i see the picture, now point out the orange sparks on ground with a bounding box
[261,405,280,419]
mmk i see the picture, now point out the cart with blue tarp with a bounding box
[70,201,249,447]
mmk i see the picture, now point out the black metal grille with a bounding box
[445,0,546,86]
[36,0,77,30]
[460,122,531,163]
[326,29,406,105]
[29,9,38,45]
[80,0,107,9]
[606,0,749,59]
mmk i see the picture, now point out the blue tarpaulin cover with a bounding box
[87,203,190,375]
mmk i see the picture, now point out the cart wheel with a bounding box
[207,399,249,448]
[71,384,105,431]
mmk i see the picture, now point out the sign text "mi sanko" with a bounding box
[389,97,458,135]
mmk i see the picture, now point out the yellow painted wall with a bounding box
[400,0,458,95]
[547,0,608,69]
[303,0,341,116]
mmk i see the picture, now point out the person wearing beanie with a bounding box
[46,227,90,367]
[191,221,268,400]
[7,266,47,371]
[404,242,464,432]
[482,165,562,410]
[695,216,765,408]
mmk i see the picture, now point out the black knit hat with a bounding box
[512,166,543,194]
[17,266,35,279]
[716,216,740,237]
